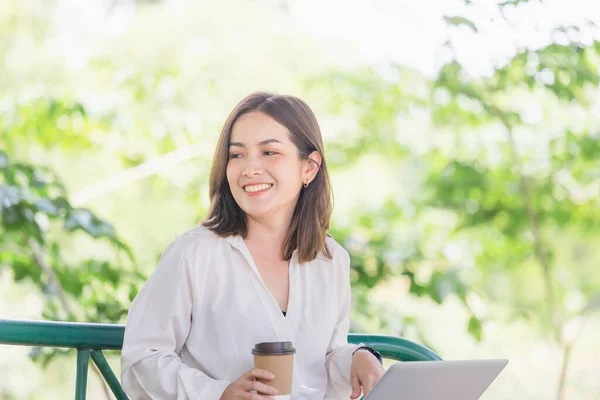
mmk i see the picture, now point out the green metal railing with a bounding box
[0,318,441,399]
[0,319,128,399]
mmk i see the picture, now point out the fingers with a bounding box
[240,393,274,400]
[359,370,385,397]
[245,368,275,381]
[350,371,361,399]
[237,368,278,400]
[362,380,376,396]
[243,380,279,396]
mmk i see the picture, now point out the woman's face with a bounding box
[226,111,310,222]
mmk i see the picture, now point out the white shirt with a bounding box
[121,225,360,400]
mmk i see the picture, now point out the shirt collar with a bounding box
[224,234,243,250]
[224,234,300,260]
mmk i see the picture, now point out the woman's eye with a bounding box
[229,153,242,159]
[264,151,278,156]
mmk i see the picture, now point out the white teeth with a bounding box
[244,183,273,193]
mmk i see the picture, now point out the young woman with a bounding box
[121,92,384,400]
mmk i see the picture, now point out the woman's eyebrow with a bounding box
[229,138,283,148]
[259,138,283,146]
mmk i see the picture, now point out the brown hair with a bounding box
[202,92,332,263]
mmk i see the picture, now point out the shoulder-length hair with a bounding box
[202,92,332,263]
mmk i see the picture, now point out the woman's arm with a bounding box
[120,238,230,400]
[324,249,362,398]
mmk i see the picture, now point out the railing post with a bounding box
[75,349,90,400]
[91,349,129,400]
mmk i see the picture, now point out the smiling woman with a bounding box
[204,92,331,263]
[120,92,385,400]
[227,112,317,225]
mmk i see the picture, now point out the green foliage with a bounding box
[1,97,95,153]
[0,150,142,321]
[2,0,599,381]
[304,8,600,347]
[305,66,423,166]
[0,147,145,363]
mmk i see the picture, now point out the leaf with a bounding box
[499,0,538,7]
[0,184,21,208]
[65,208,117,239]
[443,16,478,33]
[35,198,59,216]
[28,347,71,368]
[468,315,483,341]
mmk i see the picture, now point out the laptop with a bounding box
[364,359,508,400]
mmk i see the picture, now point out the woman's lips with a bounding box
[243,183,273,197]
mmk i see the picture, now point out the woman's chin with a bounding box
[240,199,297,223]
[243,203,294,222]
[243,204,274,219]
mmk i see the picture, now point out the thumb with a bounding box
[350,372,361,399]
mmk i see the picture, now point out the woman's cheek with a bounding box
[266,156,285,169]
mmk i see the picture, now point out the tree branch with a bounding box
[502,121,561,342]
[27,238,113,400]
[478,103,563,342]
[557,344,572,400]
[70,142,207,207]
[27,238,77,319]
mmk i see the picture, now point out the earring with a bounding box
[303,181,309,188]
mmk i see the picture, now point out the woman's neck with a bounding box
[245,212,292,260]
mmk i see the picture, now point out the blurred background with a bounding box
[1,0,599,398]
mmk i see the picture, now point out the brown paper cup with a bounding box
[254,353,294,395]
[252,342,295,397]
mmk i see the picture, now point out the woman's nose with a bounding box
[242,155,264,176]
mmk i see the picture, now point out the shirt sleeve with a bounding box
[325,248,362,399]
[120,238,230,400]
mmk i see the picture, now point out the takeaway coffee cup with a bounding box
[252,341,295,400]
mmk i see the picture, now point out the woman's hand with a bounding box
[220,368,279,400]
[349,350,385,399]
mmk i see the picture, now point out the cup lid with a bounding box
[252,341,295,355]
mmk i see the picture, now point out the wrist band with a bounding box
[352,346,383,364]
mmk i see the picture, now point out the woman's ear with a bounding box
[303,151,322,184]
